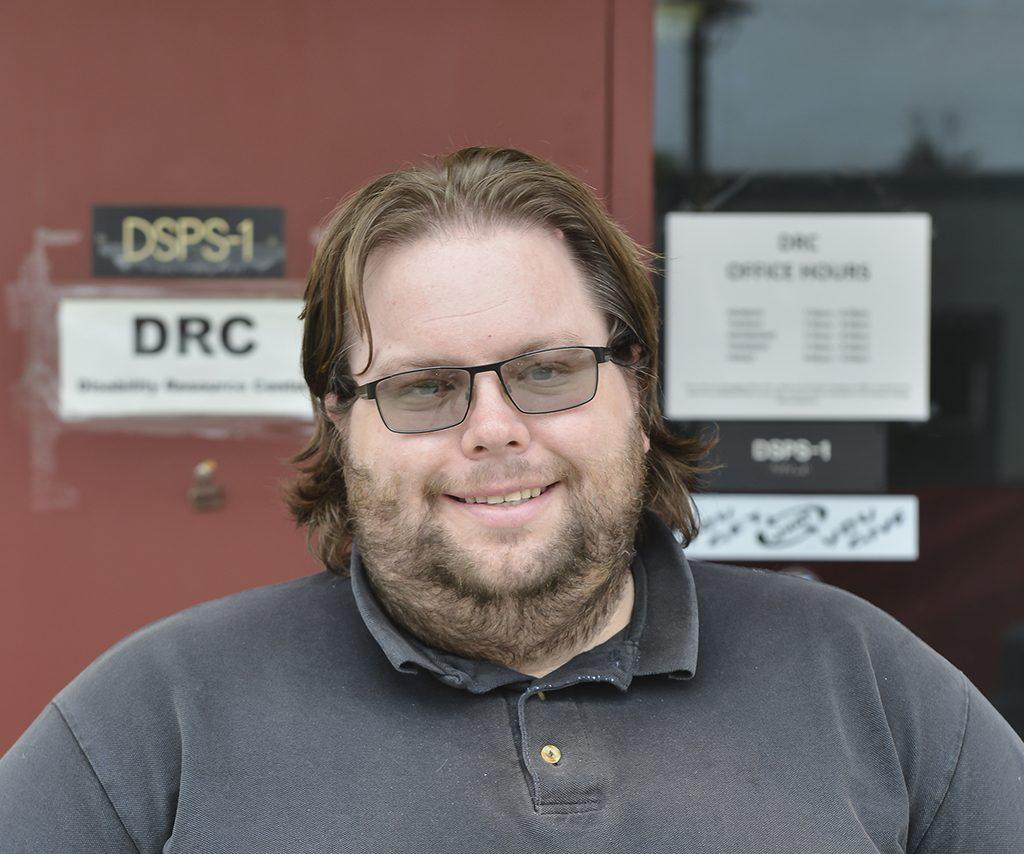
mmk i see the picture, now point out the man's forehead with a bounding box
[369,331,590,376]
[349,227,609,378]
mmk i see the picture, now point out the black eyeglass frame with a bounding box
[353,345,635,434]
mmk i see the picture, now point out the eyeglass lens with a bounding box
[373,347,600,433]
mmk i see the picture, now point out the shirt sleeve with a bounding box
[0,703,140,853]
[912,677,1024,854]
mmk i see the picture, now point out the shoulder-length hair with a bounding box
[286,146,711,572]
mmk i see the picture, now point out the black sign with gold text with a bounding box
[92,206,285,277]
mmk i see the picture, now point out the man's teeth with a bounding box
[462,487,545,505]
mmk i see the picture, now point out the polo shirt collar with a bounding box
[349,542,445,679]
[349,510,699,691]
[631,511,699,680]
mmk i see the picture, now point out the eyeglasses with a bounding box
[354,345,632,434]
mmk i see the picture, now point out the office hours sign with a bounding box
[664,213,931,421]
[58,298,309,419]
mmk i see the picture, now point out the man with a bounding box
[2,147,1022,852]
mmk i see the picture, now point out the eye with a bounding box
[527,364,562,381]
[396,378,453,398]
[518,361,573,385]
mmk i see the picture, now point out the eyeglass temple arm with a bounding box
[601,344,644,367]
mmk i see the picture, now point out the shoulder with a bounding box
[52,570,365,760]
[687,558,972,822]
[59,571,354,703]
[687,557,937,666]
[684,558,968,737]
[687,557,965,702]
[682,558,1024,848]
[42,571,364,849]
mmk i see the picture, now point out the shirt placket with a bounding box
[515,683,606,815]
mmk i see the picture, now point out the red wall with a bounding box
[0,1,653,752]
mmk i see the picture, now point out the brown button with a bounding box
[540,744,562,765]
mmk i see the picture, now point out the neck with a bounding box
[515,570,634,677]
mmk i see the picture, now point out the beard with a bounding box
[343,425,648,674]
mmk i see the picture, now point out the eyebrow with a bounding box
[371,333,589,378]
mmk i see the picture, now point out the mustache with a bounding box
[425,459,577,497]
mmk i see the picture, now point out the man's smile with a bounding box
[446,482,556,504]
[441,482,561,527]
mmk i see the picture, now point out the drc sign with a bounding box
[58,297,309,419]
[92,206,285,277]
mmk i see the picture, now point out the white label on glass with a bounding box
[686,493,919,561]
[665,213,930,420]
[58,297,310,419]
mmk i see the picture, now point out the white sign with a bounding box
[58,297,311,419]
[685,494,919,562]
[665,213,930,421]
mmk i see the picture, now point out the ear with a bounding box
[625,343,650,454]
[323,393,345,428]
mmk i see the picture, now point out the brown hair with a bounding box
[286,146,712,571]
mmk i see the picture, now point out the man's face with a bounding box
[340,225,647,602]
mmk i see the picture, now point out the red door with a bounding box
[0,0,653,751]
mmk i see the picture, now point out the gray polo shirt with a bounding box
[2,513,1023,852]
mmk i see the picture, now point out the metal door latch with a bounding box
[188,459,224,511]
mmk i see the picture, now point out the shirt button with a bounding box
[540,744,562,765]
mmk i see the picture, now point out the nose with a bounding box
[459,372,531,459]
